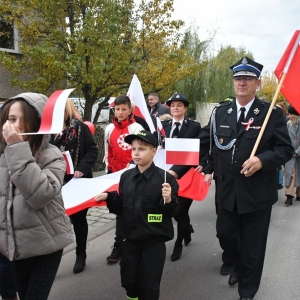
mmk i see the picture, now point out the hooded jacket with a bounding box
[0,93,74,260]
[104,115,144,173]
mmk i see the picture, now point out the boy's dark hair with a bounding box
[114,95,131,108]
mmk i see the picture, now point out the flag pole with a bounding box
[164,147,166,204]
[250,74,286,157]
[250,31,300,157]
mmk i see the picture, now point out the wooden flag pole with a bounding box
[250,73,287,157]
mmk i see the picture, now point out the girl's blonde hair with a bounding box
[65,99,82,120]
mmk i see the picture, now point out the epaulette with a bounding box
[216,101,232,107]
[187,118,198,122]
[260,101,277,109]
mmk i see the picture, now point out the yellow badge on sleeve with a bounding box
[148,214,163,222]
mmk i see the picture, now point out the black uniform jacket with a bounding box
[200,97,293,214]
[106,163,179,242]
[162,118,202,178]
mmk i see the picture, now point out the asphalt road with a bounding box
[49,183,300,300]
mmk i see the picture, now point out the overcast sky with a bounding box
[172,0,300,73]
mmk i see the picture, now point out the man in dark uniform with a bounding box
[162,92,202,261]
[200,57,293,300]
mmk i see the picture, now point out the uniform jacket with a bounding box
[0,93,74,261]
[200,97,293,214]
[106,163,179,242]
[147,102,170,118]
[52,118,98,184]
[285,118,300,187]
[162,118,202,178]
[104,116,144,173]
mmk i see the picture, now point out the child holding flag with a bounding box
[95,130,178,300]
[104,95,144,262]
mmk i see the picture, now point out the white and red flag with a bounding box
[63,146,208,216]
[165,138,200,165]
[274,30,300,113]
[156,117,166,137]
[108,98,115,108]
[127,75,155,133]
[20,88,75,135]
[62,151,74,175]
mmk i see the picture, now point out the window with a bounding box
[0,16,20,53]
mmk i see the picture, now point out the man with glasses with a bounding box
[200,57,293,300]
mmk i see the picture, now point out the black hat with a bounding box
[165,92,190,107]
[230,56,263,78]
[288,105,299,116]
[125,130,158,148]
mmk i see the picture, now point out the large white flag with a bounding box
[127,74,155,132]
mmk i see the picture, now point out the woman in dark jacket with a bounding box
[52,99,98,274]
[162,93,201,261]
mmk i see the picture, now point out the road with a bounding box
[49,183,300,299]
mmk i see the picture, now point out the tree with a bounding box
[0,0,198,121]
[257,71,285,102]
[173,25,215,107]
[174,28,253,106]
[199,46,253,103]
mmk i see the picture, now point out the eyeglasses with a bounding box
[233,77,257,82]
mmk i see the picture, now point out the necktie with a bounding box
[172,122,180,138]
[237,107,246,131]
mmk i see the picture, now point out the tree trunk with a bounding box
[92,93,113,123]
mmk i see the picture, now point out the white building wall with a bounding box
[196,102,217,127]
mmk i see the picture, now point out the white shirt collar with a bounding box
[172,118,184,127]
[236,98,255,118]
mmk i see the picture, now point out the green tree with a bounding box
[199,46,253,103]
[257,71,285,101]
[0,0,196,121]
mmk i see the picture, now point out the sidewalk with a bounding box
[63,170,117,255]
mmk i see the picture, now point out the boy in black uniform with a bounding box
[95,130,179,300]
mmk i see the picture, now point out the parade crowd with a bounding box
[0,57,297,300]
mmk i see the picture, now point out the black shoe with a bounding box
[285,196,293,205]
[184,224,194,246]
[220,263,233,275]
[171,244,183,261]
[73,254,86,274]
[107,242,123,263]
[296,197,300,201]
[239,298,253,300]
[228,270,238,286]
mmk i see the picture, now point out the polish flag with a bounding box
[156,117,166,137]
[165,138,200,165]
[20,88,75,135]
[63,147,208,216]
[108,98,115,107]
[275,30,300,113]
[127,75,155,133]
[62,151,74,175]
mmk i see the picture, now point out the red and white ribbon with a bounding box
[241,118,254,131]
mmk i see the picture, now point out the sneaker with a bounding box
[107,243,123,262]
